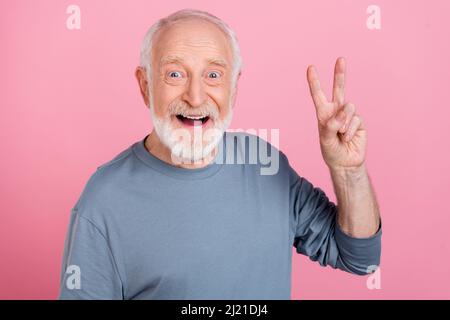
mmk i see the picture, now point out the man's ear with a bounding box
[135,66,150,108]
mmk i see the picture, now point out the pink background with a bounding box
[1,0,449,299]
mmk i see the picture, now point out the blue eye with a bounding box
[169,71,182,78]
[208,71,221,79]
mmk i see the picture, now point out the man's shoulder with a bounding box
[72,141,137,216]
[96,144,135,172]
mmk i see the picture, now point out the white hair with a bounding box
[139,8,243,97]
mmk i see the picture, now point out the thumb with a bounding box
[320,109,346,142]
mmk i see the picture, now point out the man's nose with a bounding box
[182,75,207,108]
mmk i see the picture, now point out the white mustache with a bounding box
[168,100,219,119]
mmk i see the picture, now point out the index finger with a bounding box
[307,65,328,108]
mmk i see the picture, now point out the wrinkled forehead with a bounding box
[151,18,233,69]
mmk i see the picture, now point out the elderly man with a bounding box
[59,9,382,300]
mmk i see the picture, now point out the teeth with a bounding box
[185,115,204,120]
[178,113,208,120]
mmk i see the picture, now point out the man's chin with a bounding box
[169,141,221,164]
[168,117,224,152]
[150,111,231,165]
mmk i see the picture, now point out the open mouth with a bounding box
[175,114,210,127]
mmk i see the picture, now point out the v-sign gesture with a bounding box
[307,57,366,170]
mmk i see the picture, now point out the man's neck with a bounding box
[144,130,218,169]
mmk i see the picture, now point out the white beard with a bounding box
[149,102,233,164]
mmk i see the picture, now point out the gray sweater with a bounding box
[59,132,382,299]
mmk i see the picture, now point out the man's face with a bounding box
[147,18,237,162]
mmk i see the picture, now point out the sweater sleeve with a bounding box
[58,208,124,299]
[289,164,382,276]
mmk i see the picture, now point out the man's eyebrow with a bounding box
[159,55,184,66]
[207,57,228,68]
[159,55,229,68]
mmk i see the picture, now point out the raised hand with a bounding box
[306,57,367,170]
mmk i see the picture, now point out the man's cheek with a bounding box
[218,104,232,120]
[153,96,171,117]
